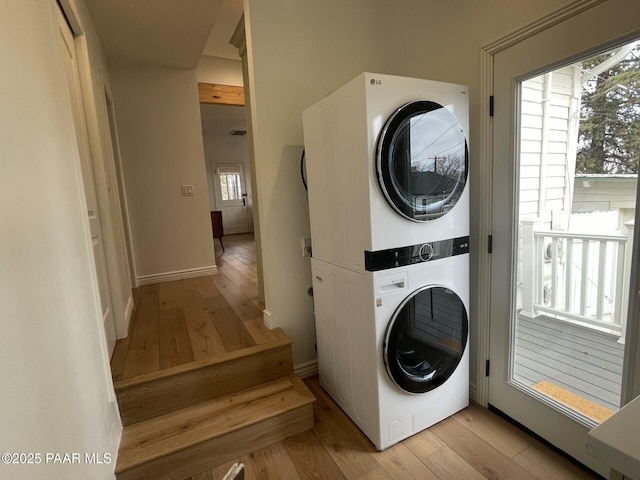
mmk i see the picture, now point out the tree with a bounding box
[577,43,640,174]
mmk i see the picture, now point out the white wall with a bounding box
[243,0,389,368]
[197,55,243,85]
[243,0,576,382]
[109,62,216,282]
[0,1,120,478]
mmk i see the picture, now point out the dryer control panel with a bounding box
[364,236,469,272]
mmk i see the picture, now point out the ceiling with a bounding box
[200,103,246,136]
[202,0,244,60]
[83,0,246,136]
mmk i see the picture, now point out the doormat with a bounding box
[532,380,615,424]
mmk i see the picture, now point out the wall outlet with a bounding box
[302,237,312,257]
[181,185,194,196]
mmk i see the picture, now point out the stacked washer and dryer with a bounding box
[302,72,470,451]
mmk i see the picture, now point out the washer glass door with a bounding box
[384,285,468,394]
[376,101,468,221]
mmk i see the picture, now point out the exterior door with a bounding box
[489,0,640,475]
[58,7,117,356]
[213,163,249,234]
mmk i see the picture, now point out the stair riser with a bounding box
[117,344,293,425]
[116,403,313,480]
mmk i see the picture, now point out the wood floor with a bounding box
[111,233,265,381]
[182,375,601,480]
[112,234,603,480]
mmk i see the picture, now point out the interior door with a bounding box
[489,1,640,475]
[58,7,117,356]
[213,163,249,234]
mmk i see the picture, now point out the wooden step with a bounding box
[115,375,315,480]
[114,328,294,425]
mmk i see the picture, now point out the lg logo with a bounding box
[370,78,382,85]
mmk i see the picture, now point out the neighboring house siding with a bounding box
[573,175,638,232]
[519,66,580,228]
[573,177,638,212]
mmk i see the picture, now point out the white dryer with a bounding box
[311,242,469,450]
[303,72,469,273]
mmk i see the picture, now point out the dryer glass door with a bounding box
[376,101,468,222]
[384,285,468,394]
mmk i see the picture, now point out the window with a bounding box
[217,165,243,201]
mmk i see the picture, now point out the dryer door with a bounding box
[376,101,468,222]
[383,285,468,394]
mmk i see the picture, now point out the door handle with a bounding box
[242,198,246,207]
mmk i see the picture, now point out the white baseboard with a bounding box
[137,265,218,286]
[469,381,477,403]
[295,359,318,379]
[263,309,273,329]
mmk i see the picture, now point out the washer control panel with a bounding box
[364,236,469,272]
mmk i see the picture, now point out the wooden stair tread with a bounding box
[116,375,315,474]
[114,327,291,391]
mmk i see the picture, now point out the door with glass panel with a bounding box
[489,1,640,474]
[213,163,249,234]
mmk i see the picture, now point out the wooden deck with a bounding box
[514,314,624,413]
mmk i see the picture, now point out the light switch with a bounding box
[181,185,194,196]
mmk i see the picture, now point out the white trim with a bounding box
[121,295,134,339]
[137,265,218,285]
[263,309,273,329]
[483,0,606,55]
[477,0,606,408]
[294,360,318,379]
[476,48,494,408]
[469,381,477,403]
[623,179,640,403]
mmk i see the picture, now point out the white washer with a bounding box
[303,72,469,273]
[311,247,469,451]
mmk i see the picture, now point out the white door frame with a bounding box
[476,0,640,408]
[477,0,611,407]
[56,2,116,400]
[479,3,640,471]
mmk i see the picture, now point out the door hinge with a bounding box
[485,359,490,377]
[489,96,494,117]
[488,235,493,254]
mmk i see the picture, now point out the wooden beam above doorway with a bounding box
[198,82,244,106]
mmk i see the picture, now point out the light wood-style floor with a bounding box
[183,375,601,480]
[113,233,602,479]
[111,233,266,381]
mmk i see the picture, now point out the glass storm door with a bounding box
[489,2,640,475]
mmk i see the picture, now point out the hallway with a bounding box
[111,234,264,381]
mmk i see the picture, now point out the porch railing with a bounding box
[520,219,634,342]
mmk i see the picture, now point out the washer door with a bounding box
[384,285,468,394]
[376,101,468,222]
